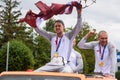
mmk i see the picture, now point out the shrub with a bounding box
[0,40,35,72]
[116,70,120,80]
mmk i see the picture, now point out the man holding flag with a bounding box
[19,1,83,73]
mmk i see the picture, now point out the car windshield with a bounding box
[0,75,81,80]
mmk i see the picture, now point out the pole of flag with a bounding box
[6,41,10,71]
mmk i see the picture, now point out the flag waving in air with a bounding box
[19,1,82,28]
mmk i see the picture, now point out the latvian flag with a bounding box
[19,1,82,28]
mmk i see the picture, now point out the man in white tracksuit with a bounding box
[34,7,83,73]
[77,30,117,77]
[68,49,83,73]
[69,39,83,73]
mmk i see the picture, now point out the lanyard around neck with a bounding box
[99,44,106,60]
[55,36,63,52]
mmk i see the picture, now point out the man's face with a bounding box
[54,22,64,34]
[98,32,108,46]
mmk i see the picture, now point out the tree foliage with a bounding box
[0,40,34,72]
[116,70,120,80]
[0,0,34,48]
[43,18,55,32]
[0,0,21,43]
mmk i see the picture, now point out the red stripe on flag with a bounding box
[35,1,51,15]
[21,10,37,28]
[19,1,82,28]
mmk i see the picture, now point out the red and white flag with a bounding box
[19,1,82,28]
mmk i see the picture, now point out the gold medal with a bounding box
[53,53,59,57]
[99,61,104,67]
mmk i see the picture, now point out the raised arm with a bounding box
[35,17,55,42]
[67,6,82,40]
[77,31,97,49]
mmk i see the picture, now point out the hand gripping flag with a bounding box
[19,1,82,28]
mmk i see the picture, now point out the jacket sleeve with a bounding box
[109,43,117,77]
[77,37,96,49]
[66,14,82,40]
[35,17,55,42]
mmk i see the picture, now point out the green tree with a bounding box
[116,70,120,80]
[0,40,34,72]
[44,18,55,32]
[0,0,20,43]
[0,0,33,48]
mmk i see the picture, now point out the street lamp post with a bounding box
[6,41,9,71]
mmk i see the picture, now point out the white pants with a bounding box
[34,62,73,73]
[60,64,73,73]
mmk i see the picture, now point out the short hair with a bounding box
[55,20,65,27]
[98,30,108,37]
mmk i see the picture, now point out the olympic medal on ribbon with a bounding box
[53,53,59,57]
[99,61,104,67]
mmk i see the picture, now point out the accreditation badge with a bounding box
[98,61,104,67]
[53,53,59,57]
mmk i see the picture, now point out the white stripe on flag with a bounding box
[63,6,71,14]
[63,1,72,14]
[36,17,44,28]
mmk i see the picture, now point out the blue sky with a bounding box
[18,0,120,50]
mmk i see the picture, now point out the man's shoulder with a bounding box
[107,42,116,49]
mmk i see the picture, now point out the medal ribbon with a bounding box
[99,44,106,60]
[55,36,62,52]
